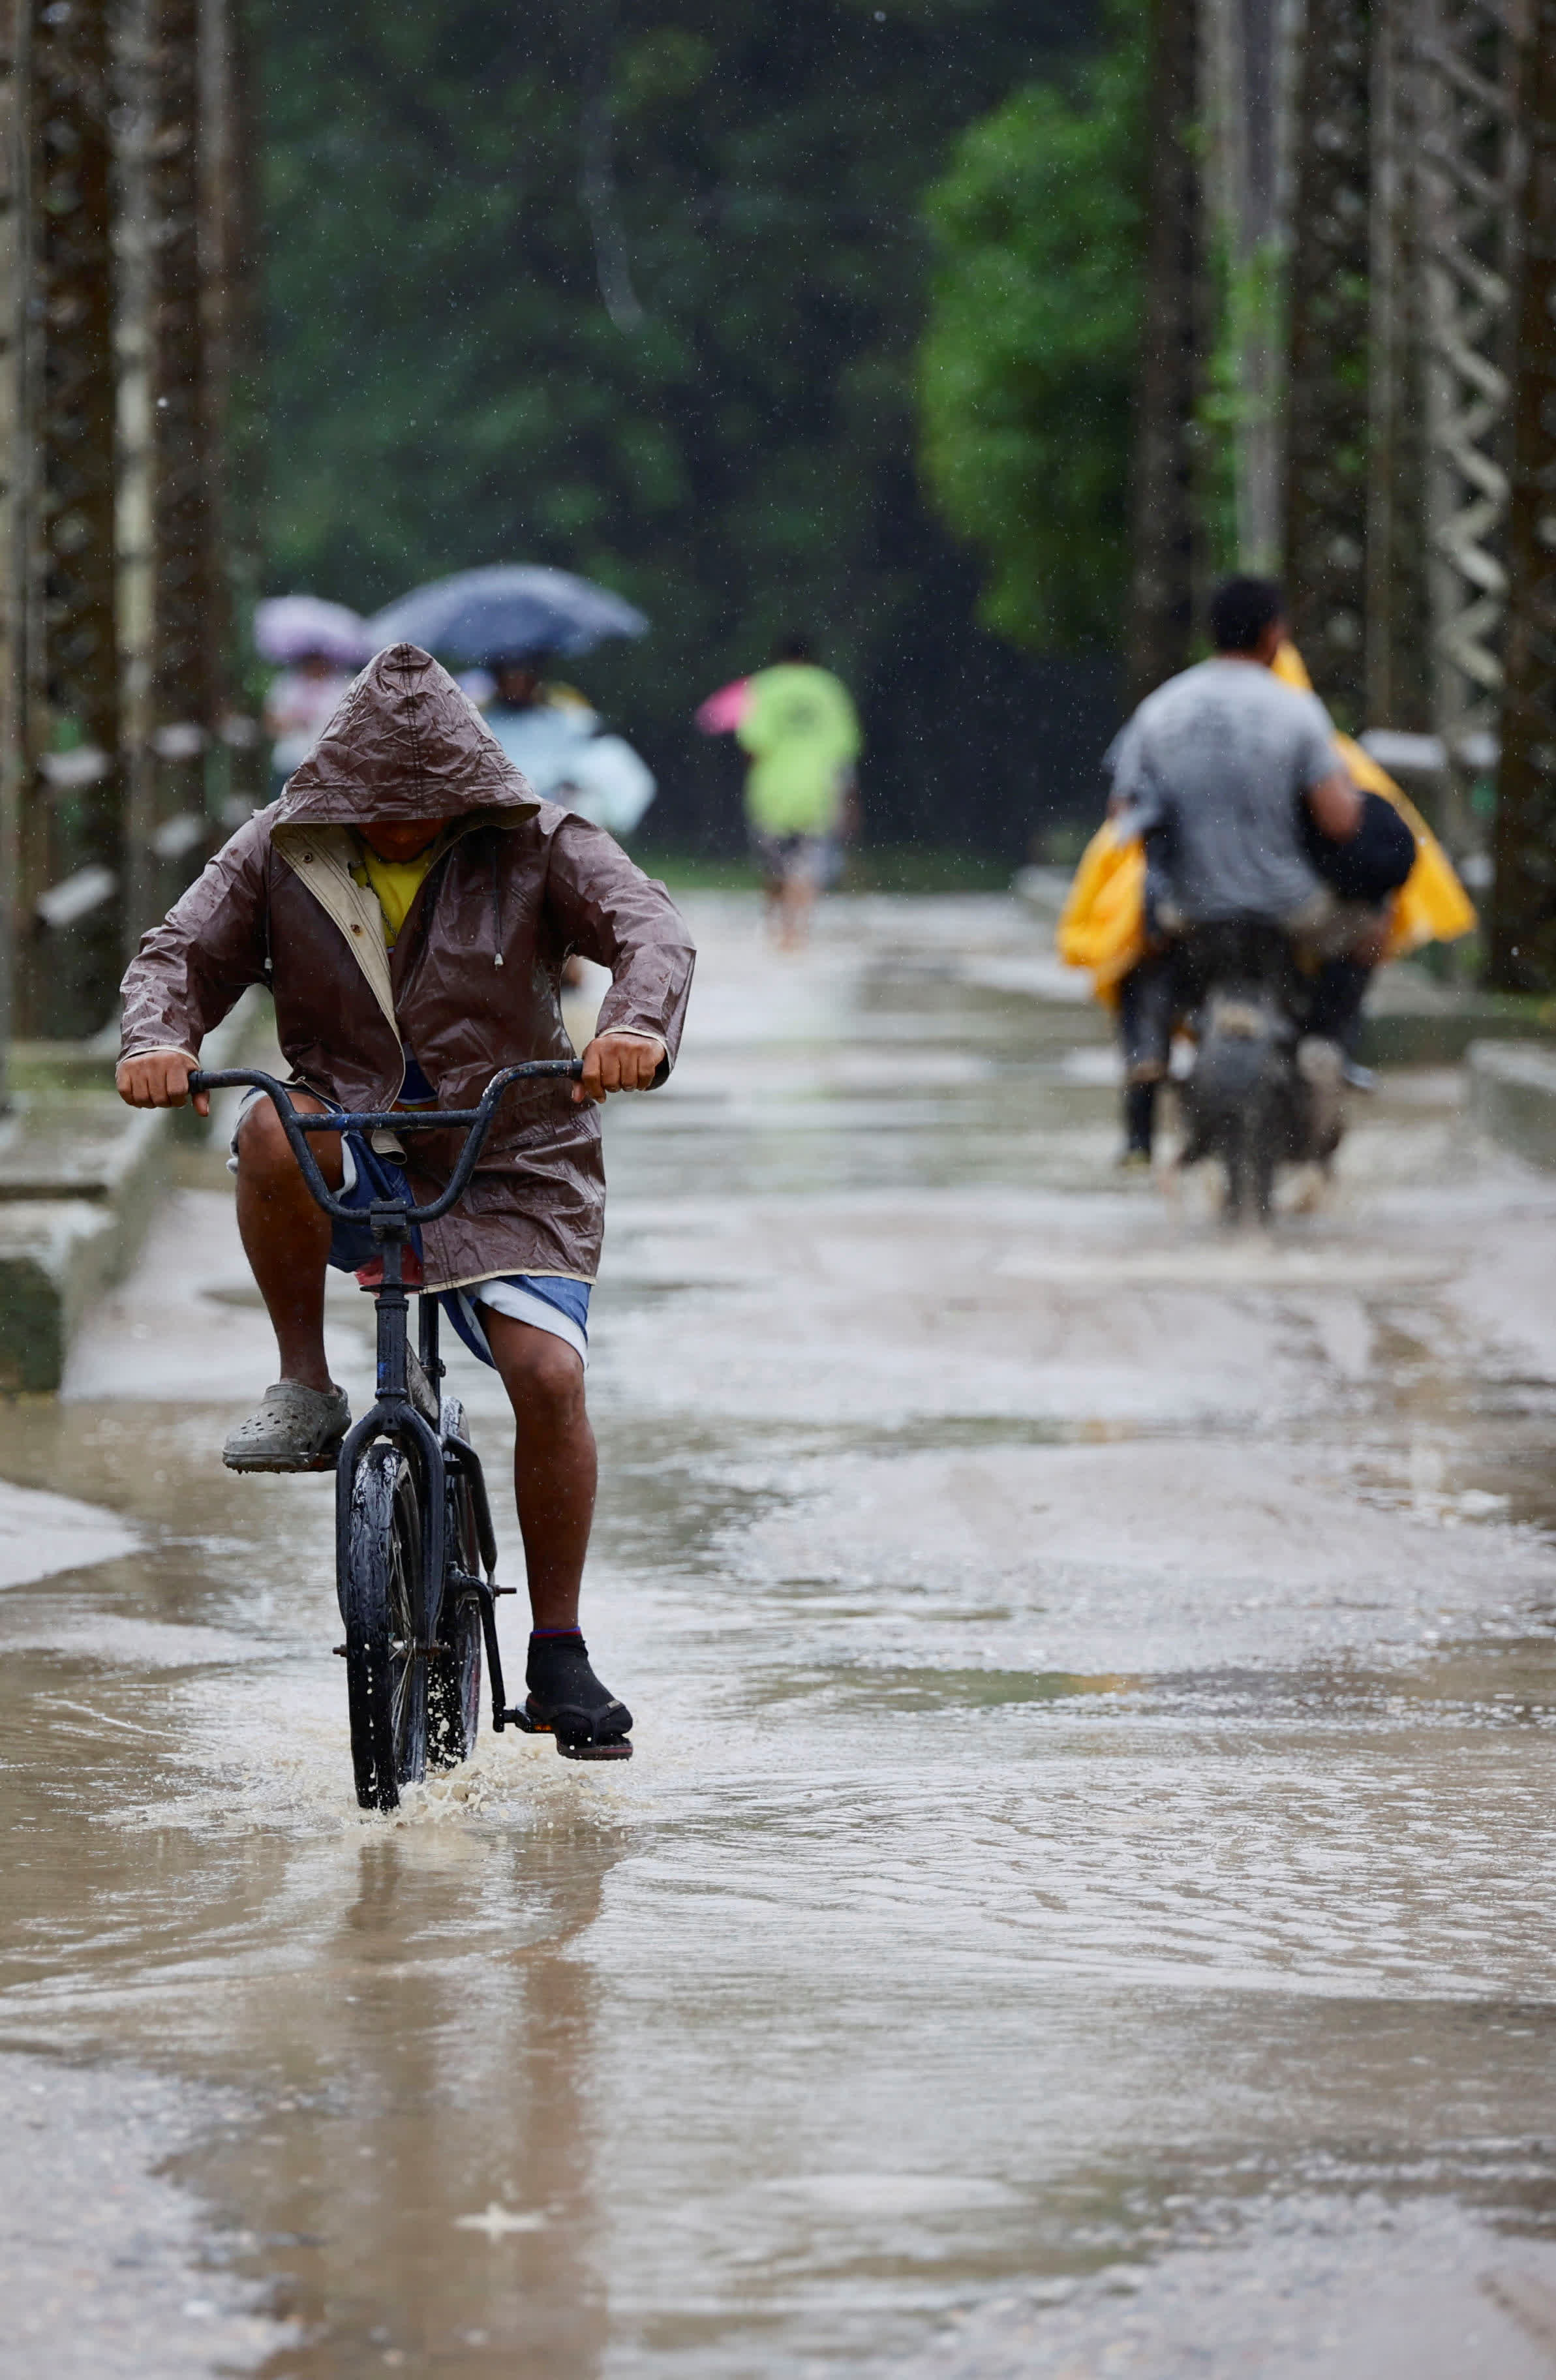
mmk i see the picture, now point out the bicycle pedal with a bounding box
[500,1706,551,1734]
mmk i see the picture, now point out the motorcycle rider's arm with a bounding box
[1305,767,1362,842]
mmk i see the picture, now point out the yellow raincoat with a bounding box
[1056,643,1476,1006]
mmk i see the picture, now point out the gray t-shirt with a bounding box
[1106,658,1341,926]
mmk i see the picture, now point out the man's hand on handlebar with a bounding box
[573,1033,662,1105]
[115,1050,209,1117]
[116,1042,643,1120]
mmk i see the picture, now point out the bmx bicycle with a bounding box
[191,1061,590,1812]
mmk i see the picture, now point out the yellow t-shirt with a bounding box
[349,832,449,948]
[347,832,453,1108]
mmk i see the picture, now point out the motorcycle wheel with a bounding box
[1225,1095,1277,1226]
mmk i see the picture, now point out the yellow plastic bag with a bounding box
[1271,643,1476,960]
[1056,818,1147,1009]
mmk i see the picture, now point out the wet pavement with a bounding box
[4,891,1556,2376]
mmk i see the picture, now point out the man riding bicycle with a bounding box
[117,643,694,1757]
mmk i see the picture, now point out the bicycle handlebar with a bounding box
[189,1061,585,1230]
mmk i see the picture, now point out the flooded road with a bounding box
[5,892,1556,2376]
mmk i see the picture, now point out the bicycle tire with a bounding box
[342,1442,428,1811]
[427,1399,483,1770]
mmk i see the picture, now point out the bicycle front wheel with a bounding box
[342,1442,428,1811]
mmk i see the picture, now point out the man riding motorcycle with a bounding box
[1105,575,1377,1187]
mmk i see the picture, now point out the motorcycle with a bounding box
[1174,919,1343,1225]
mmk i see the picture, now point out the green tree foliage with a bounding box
[251,0,1114,850]
[917,3,1144,654]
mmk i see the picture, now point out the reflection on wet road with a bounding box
[4,894,1556,2377]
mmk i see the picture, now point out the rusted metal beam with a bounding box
[1365,0,1435,737]
[1203,0,1293,575]
[120,0,255,936]
[207,0,264,821]
[1282,0,1373,733]
[1128,0,1207,701]
[23,0,124,1037]
[0,0,27,1103]
[1488,0,1556,987]
[144,0,219,893]
[115,0,157,942]
[198,0,249,819]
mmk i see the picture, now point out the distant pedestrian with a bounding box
[482,656,656,840]
[737,635,861,949]
[264,651,358,799]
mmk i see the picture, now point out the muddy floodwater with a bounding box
[5,892,1556,2378]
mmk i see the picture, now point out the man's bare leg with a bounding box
[480,1311,596,1631]
[234,1091,343,1390]
[480,1310,630,1750]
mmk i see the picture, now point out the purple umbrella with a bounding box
[254,595,373,668]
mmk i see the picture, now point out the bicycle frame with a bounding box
[191,1061,583,1733]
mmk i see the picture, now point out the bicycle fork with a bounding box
[438,1429,529,1732]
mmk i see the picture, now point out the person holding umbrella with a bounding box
[482,655,656,842]
[367,567,657,840]
[256,597,373,800]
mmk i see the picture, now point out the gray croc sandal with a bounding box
[223,1381,351,1473]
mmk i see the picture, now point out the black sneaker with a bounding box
[525,1633,633,1762]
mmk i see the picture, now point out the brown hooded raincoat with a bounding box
[120,644,695,1290]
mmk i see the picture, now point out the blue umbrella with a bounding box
[367,566,648,664]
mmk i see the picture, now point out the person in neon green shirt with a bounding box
[737,635,861,947]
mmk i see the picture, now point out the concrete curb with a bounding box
[1358,1001,1556,1067]
[0,992,264,1392]
[1467,1040,1556,1172]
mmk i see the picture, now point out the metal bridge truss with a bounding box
[1489,0,1556,986]
[1416,0,1522,846]
[1279,0,1438,743]
[0,0,251,1048]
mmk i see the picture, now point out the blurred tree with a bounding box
[917,3,1144,654]
[251,0,1121,857]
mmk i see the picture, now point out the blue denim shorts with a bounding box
[230,1088,591,1369]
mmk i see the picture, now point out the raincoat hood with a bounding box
[275,643,540,827]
